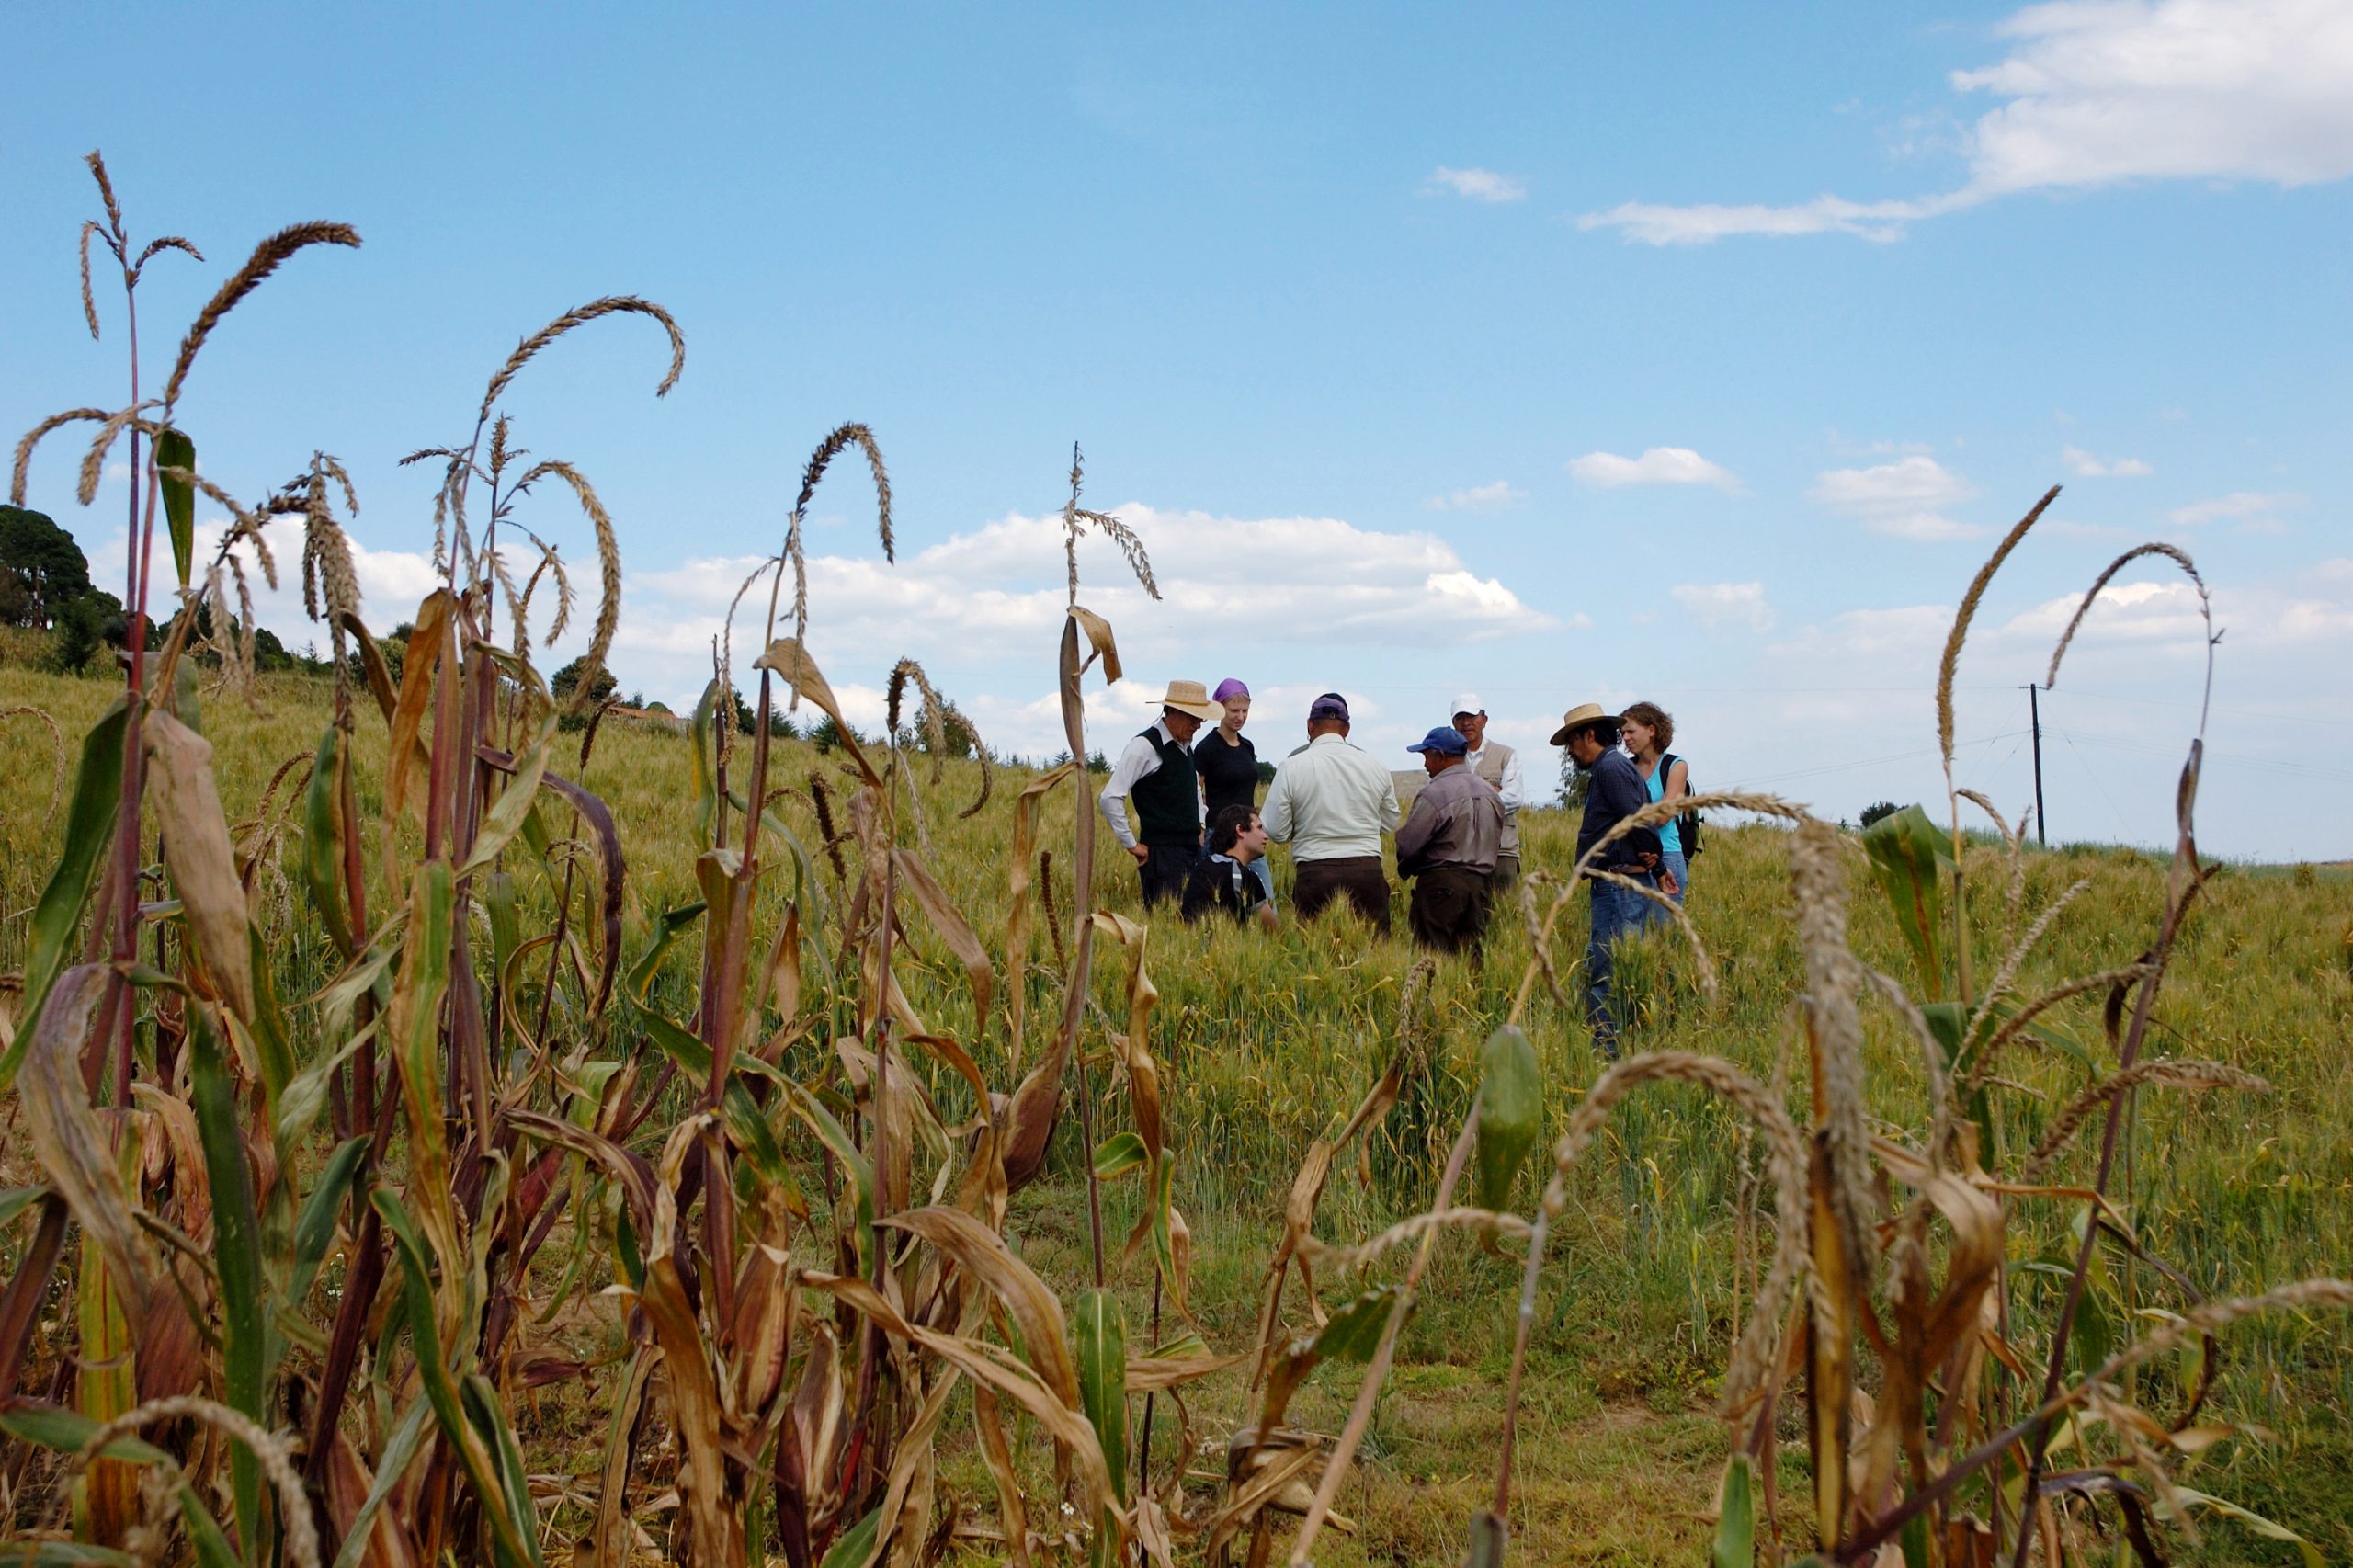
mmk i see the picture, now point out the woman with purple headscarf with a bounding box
[1194,678,1273,903]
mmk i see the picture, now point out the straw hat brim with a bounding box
[1164,698,1222,722]
[1549,702,1610,746]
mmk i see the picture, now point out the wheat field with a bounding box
[4,157,2351,1568]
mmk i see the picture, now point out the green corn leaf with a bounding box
[0,1184,51,1231]
[690,679,721,849]
[175,1484,242,1568]
[1711,1455,1756,1568]
[301,723,356,956]
[372,1187,541,1568]
[1074,1289,1130,1505]
[1092,1131,1148,1179]
[0,1403,172,1466]
[1316,1283,1406,1364]
[286,1136,369,1307]
[520,798,552,859]
[155,427,197,589]
[1148,1154,1186,1319]
[1472,1024,1542,1212]
[1,700,126,1091]
[0,1544,141,1566]
[1862,805,1951,999]
[188,1008,267,1551]
[458,706,559,880]
[776,1076,875,1269]
[464,1371,546,1568]
[630,996,795,1189]
[483,870,521,993]
[819,1501,884,1568]
[625,901,708,1002]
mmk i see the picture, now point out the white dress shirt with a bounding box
[1097,721,1192,852]
[1261,733,1400,861]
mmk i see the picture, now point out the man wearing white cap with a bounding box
[1451,694,1524,888]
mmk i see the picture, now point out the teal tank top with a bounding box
[1645,763,1682,856]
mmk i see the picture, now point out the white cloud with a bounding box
[1809,455,1984,540]
[617,506,1553,746]
[1671,581,1777,632]
[86,516,445,647]
[2062,445,2153,477]
[1580,192,1967,245]
[1567,446,1741,490]
[1584,0,2353,244]
[2166,490,2300,527]
[1422,165,1527,202]
[1425,479,1526,512]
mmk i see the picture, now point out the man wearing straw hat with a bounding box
[1552,699,1664,1058]
[1099,679,1225,909]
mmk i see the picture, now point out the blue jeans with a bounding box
[1586,878,1643,1056]
[1653,850,1688,909]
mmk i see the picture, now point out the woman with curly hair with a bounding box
[1620,699,1690,905]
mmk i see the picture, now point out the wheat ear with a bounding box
[14,408,113,505]
[478,294,684,419]
[1962,962,2155,1088]
[162,221,362,411]
[71,1394,321,1568]
[2022,1061,2268,1181]
[1542,1051,1813,1416]
[2045,542,2210,691]
[1790,818,1881,1304]
[79,221,104,340]
[74,402,164,506]
[131,234,202,281]
[1937,484,2062,784]
[516,460,618,714]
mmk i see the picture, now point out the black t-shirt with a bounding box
[1181,856,1267,926]
[1193,729,1259,825]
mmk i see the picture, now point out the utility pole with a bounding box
[2025,683,2048,846]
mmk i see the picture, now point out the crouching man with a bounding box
[1182,804,1277,929]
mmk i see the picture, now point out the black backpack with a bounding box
[1658,752,1701,857]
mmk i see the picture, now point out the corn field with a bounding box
[3,154,2350,1568]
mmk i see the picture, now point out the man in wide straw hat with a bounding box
[1099,679,1224,909]
[1552,700,1663,1057]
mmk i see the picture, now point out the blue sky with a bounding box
[6,2,2349,858]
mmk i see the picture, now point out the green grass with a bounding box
[3,662,2349,1562]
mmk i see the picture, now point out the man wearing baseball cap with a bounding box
[1449,693,1524,888]
[1395,725,1505,954]
[1260,692,1401,931]
[1098,679,1224,909]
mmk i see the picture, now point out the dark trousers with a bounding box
[1293,856,1390,932]
[1408,864,1493,954]
[1137,842,1199,909]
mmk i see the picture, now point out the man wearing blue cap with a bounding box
[1395,725,1505,954]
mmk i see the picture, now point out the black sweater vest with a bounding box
[1131,728,1200,846]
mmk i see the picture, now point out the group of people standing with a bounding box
[1099,679,1693,1051]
